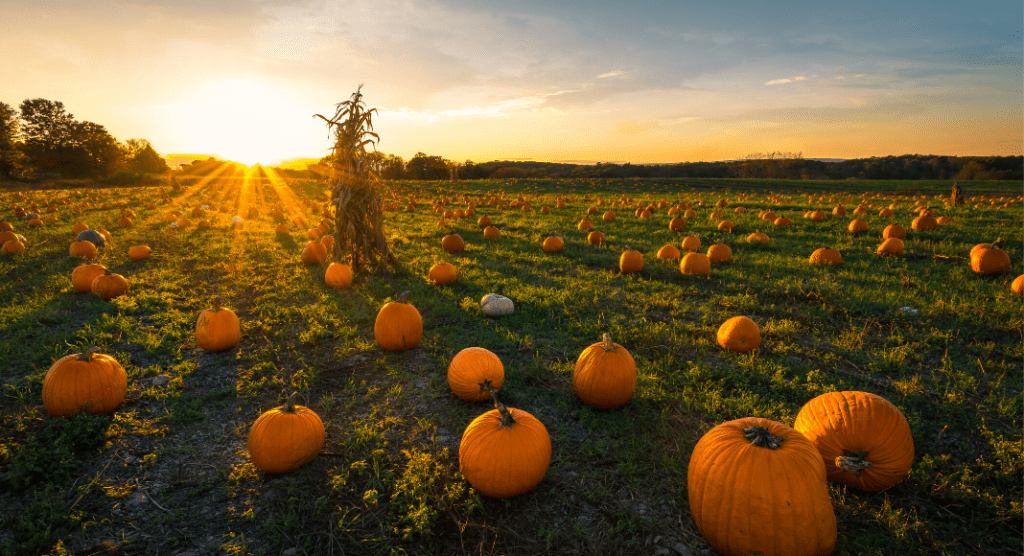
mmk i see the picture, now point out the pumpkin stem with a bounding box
[213,296,223,311]
[397,291,411,304]
[742,425,786,449]
[601,332,616,352]
[282,392,300,413]
[76,346,102,362]
[478,378,497,396]
[836,450,873,475]
[491,392,518,428]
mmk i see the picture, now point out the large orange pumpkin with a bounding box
[794,391,914,492]
[247,393,325,474]
[72,263,107,293]
[882,223,906,240]
[128,245,151,261]
[619,247,643,274]
[688,417,836,556]
[707,242,732,263]
[196,304,241,352]
[42,347,128,417]
[91,271,129,300]
[300,241,327,265]
[573,333,636,409]
[374,291,423,351]
[459,403,551,498]
[717,316,760,353]
[447,347,505,401]
[441,231,465,253]
[429,261,457,285]
[970,239,1011,275]
[809,246,842,266]
[324,262,353,288]
[680,252,710,275]
[542,234,564,253]
[69,240,98,259]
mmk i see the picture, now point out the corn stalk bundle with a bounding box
[315,86,398,274]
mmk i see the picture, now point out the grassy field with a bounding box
[0,168,1021,556]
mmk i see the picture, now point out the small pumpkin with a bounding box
[300,241,327,265]
[247,392,325,474]
[669,216,686,232]
[717,316,760,353]
[374,291,423,351]
[481,293,514,317]
[577,217,593,231]
[70,240,98,259]
[483,225,500,240]
[877,238,904,256]
[324,262,353,288]
[542,233,565,253]
[587,230,605,245]
[707,242,732,263]
[1011,274,1024,295]
[42,347,128,417]
[717,220,734,232]
[128,245,152,261]
[448,347,505,401]
[441,230,465,253]
[882,223,906,240]
[573,332,636,409]
[681,235,701,252]
[847,218,868,233]
[809,245,842,266]
[619,246,643,274]
[196,303,242,352]
[747,230,769,245]
[91,271,129,300]
[911,214,937,231]
[970,239,1011,275]
[794,391,914,492]
[656,245,681,260]
[680,252,710,275]
[72,263,107,293]
[429,261,457,285]
[688,418,837,556]
[459,401,551,498]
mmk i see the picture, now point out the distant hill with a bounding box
[272,157,322,171]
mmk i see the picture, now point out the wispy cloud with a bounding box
[764,76,808,86]
[597,71,625,78]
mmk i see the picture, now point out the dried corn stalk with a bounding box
[315,86,397,274]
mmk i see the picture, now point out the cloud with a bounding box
[598,71,625,78]
[765,75,808,86]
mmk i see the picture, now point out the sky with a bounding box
[3,0,1021,166]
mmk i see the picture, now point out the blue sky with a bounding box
[3,0,1020,164]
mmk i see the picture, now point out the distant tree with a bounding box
[405,152,450,180]
[0,102,27,179]
[19,98,76,173]
[123,138,168,173]
[379,154,406,180]
[66,120,123,177]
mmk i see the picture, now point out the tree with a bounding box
[66,121,123,177]
[0,102,27,179]
[19,98,76,173]
[405,152,450,180]
[123,138,168,173]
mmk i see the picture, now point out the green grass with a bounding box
[0,172,1020,555]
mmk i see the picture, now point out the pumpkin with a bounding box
[1011,274,1024,295]
[680,252,710,275]
[669,216,686,232]
[809,210,827,222]
[847,218,868,233]
[794,391,914,492]
[459,402,551,498]
[936,216,954,225]
[442,230,465,253]
[681,235,701,252]
[747,230,769,244]
[587,230,605,245]
[429,261,457,285]
[306,228,321,240]
[320,234,335,251]
[374,291,423,351]
[573,332,636,409]
[707,242,732,263]
[619,247,643,274]
[877,237,904,256]
[69,240,98,259]
[878,208,894,217]
[656,245,681,260]
[448,347,505,401]
[77,229,105,247]
[882,223,906,240]
[275,223,290,235]
[483,225,500,240]
[128,245,151,261]
[542,233,564,253]
[970,239,1011,275]
[196,303,241,352]
[577,217,594,231]
[717,220,734,232]
[832,205,847,216]
[688,417,837,556]
[247,392,325,474]
[911,214,937,231]
[72,263,107,293]
[325,262,353,288]
[42,347,128,417]
[809,246,842,266]
[91,271,129,300]
[481,293,514,317]
[602,211,616,221]
[717,316,760,353]
[300,241,327,265]
[72,222,89,234]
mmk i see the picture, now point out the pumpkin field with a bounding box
[0,166,1021,556]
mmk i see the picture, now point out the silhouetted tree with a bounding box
[0,102,27,179]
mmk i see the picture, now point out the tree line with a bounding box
[294,150,1022,182]
[0,99,168,181]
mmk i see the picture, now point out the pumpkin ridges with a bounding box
[458,406,551,498]
[43,349,128,417]
[248,395,325,473]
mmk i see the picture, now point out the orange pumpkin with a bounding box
[300,241,328,265]
[573,333,636,409]
[587,231,605,245]
[970,239,1010,275]
[128,245,151,261]
[247,393,325,474]
[680,252,710,275]
[429,261,457,285]
[459,403,551,498]
[681,235,701,252]
[717,316,760,353]
[882,223,906,240]
[1011,274,1024,295]
[91,271,129,300]
[69,240,98,259]
[619,247,643,274]
[42,347,128,417]
[483,225,500,240]
[196,304,241,352]
[656,245,681,260]
[577,217,594,231]
[809,246,842,266]
[72,263,107,293]
[441,231,465,253]
[877,238,904,256]
[324,262,353,288]
[374,291,423,351]
[447,347,505,401]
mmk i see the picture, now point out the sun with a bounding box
[166,78,322,166]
